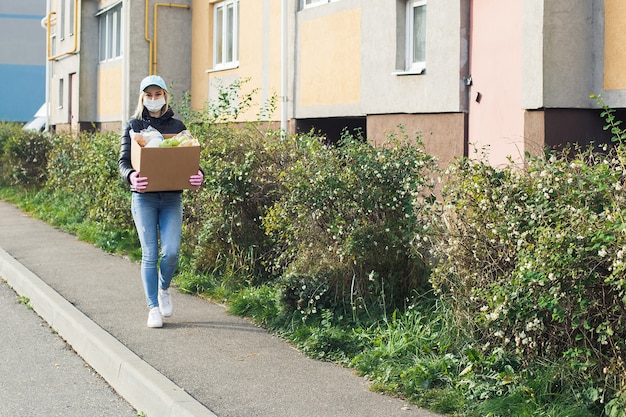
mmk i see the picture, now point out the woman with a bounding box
[118,75,203,328]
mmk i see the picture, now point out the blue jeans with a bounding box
[131,192,183,308]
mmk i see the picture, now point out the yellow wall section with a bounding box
[604,0,626,90]
[191,0,283,121]
[235,0,266,120]
[191,0,211,108]
[97,65,123,118]
[236,0,282,121]
[299,9,361,107]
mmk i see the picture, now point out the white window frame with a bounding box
[213,0,240,70]
[406,0,426,74]
[302,0,339,9]
[98,2,123,62]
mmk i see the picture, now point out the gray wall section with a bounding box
[516,0,604,111]
[79,0,101,124]
[295,0,467,119]
[361,0,466,115]
[125,0,192,120]
[148,2,192,101]
[126,0,152,118]
[521,0,544,110]
[542,0,595,108]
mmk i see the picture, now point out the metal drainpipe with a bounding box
[464,0,473,158]
[281,0,288,136]
[145,0,153,75]
[122,0,129,125]
[43,0,51,132]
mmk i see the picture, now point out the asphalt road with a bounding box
[0,279,138,417]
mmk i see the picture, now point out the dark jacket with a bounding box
[118,107,187,191]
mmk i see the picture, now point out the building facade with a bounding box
[44,0,191,132]
[43,0,624,166]
[0,1,47,123]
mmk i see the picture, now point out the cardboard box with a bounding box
[131,134,201,192]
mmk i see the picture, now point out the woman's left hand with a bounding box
[189,170,203,187]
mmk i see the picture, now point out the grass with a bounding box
[17,295,32,309]
[0,187,141,260]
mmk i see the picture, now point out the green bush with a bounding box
[430,144,626,409]
[174,78,282,292]
[0,123,50,188]
[181,122,288,290]
[45,131,133,230]
[38,131,136,252]
[263,129,437,318]
[0,122,23,153]
[179,120,438,321]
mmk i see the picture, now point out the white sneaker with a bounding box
[147,307,163,328]
[158,288,173,317]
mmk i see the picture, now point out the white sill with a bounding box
[206,63,240,73]
[392,68,425,76]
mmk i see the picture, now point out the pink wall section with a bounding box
[468,0,526,166]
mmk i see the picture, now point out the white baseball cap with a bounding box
[139,75,168,93]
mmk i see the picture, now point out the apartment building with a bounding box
[0,1,46,124]
[43,0,191,132]
[43,0,623,165]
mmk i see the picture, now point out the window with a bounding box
[68,0,75,36]
[98,3,122,62]
[59,0,65,40]
[213,0,239,69]
[50,22,57,57]
[406,0,426,72]
[58,78,64,109]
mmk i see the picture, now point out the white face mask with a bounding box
[143,97,166,113]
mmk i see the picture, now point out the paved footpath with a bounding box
[0,200,441,417]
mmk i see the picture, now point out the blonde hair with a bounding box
[132,89,169,119]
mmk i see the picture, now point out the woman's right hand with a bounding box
[129,171,148,191]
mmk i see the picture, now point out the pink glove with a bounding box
[129,171,148,191]
[189,170,203,187]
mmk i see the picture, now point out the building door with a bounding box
[69,72,78,131]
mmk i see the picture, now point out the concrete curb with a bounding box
[0,246,218,417]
